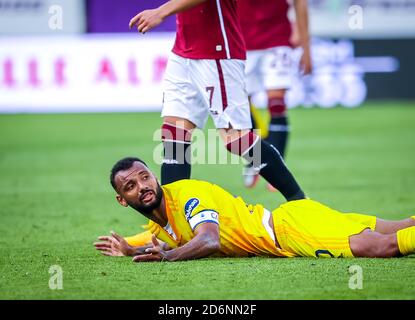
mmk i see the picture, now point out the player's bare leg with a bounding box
[242,97,261,188]
[161,116,196,185]
[349,229,400,258]
[218,127,250,144]
[350,225,415,257]
[218,127,305,201]
[163,116,196,131]
[375,217,415,234]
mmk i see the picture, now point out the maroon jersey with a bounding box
[172,0,246,60]
[238,0,292,50]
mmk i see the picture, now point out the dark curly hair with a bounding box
[110,157,148,191]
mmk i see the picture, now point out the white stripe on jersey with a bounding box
[215,0,230,59]
[163,222,178,240]
[262,209,276,242]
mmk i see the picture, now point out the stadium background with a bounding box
[0,0,414,300]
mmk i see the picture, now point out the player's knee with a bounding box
[218,128,249,142]
[223,130,259,157]
[163,117,196,131]
[161,122,192,144]
[350,230,397,258]
[371,234,398,257]
[406,217,415,227]
[267,89,286,100]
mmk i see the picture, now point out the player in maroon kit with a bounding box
[129,0,305,202]
[238,0,312,190]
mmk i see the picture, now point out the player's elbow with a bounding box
[206,239,221,253]
[202,234,221,254]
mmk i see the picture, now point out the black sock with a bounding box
[266,116,289,158]
[246,139,305,201]
[161,141,191,185]
[245,113,257,170]
[250,111,257,131]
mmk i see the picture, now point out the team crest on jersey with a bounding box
[184,198,200,219]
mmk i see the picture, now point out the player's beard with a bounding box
[128,182,163,215]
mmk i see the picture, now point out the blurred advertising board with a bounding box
[307,0,415,39]
[0,34,174,112]
[85,0,415,38]
[0,34,411,113]
[284,38,409,109]
[0,0,86,35]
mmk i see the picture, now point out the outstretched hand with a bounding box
[129,9,165,34]
[94,231,134,257]
[132,235,167,262]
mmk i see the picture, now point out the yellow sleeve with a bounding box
[179,181,220,231]
[124,230,153,247]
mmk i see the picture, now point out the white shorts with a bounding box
[161,53,252,129]
[245,46,294,95]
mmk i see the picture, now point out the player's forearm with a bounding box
[164,233,220,261]
[293,0,310,50]
[158,0,207,19]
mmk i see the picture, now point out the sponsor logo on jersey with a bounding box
[184,198,200,219]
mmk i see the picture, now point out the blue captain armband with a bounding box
[188,210,219,231]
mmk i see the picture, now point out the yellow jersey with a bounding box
[145,179,289,257]
[126,180,378,258]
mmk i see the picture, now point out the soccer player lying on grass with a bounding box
[94,157,415,261]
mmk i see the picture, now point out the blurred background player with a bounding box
[238,0,312,190]
[129,0,305,201]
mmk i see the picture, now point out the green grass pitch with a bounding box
[0,102,414,300]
